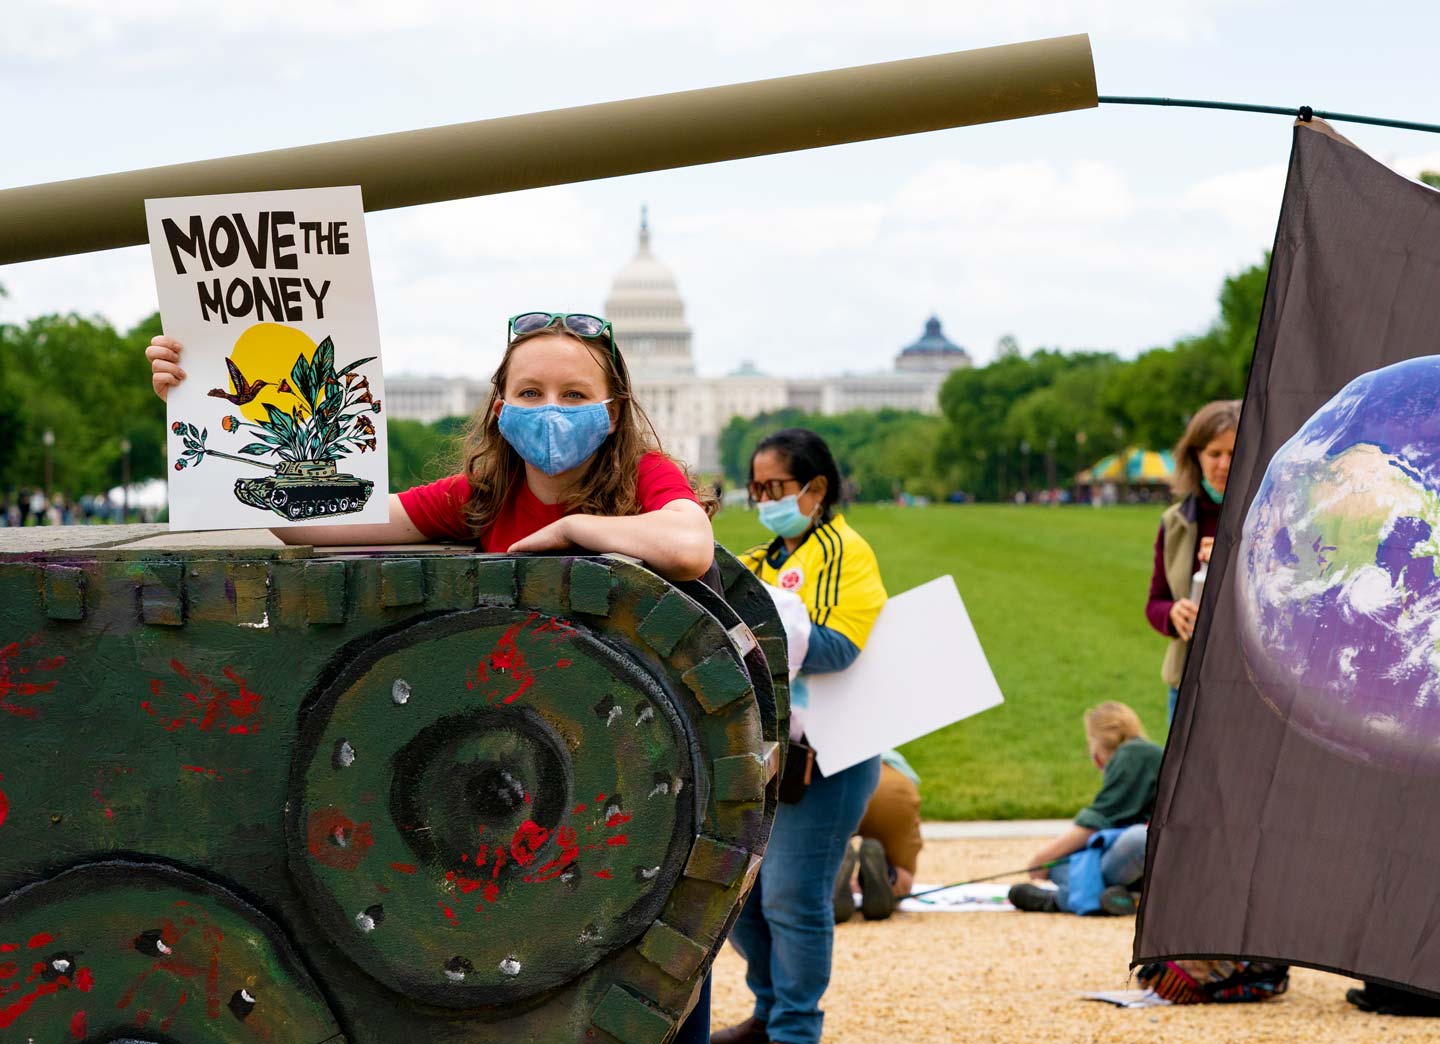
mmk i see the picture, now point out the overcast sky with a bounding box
[4,1,1439,380]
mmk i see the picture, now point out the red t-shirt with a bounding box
[397,452,700,552]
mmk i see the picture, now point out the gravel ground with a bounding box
[711,837,1436,1043]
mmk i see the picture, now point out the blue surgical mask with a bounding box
[757,482,815,538]
[498,400,613,477]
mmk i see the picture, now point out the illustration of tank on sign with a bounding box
[0,525,788,1043]
[172,332,381,520]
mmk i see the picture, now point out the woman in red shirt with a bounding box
[146,312,715,580]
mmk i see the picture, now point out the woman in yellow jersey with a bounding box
[714,429,886,1044]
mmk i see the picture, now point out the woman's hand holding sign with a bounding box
[146,335,187,401]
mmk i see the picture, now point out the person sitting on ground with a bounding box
[833,748,923,923]
[1008,701,1162,916]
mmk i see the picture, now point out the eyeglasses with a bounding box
[508,312,617,361]
[748,477,808,503]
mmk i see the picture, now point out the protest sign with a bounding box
[145,187,387,531]
[804,575,1004,775]
[1137,120,1440,995]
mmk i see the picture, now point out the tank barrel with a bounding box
[0,34,1094,265]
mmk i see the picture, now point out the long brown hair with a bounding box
[459,327,712,536]
[1171,399,1240,498]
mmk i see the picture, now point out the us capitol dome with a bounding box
[386,209,972,474]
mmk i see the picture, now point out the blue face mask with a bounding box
[757,482,815,538]
[497,400,613,477]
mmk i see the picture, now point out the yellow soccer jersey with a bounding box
[739,513,888,650]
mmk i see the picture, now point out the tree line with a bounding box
[0,253,1265,508]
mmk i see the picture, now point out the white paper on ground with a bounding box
[146,187,388,531]
[894,883,1014,913]
[1081,990,1171,1009]
[804,575,1004,774]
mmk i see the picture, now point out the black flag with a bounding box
[1136,119,1440,994]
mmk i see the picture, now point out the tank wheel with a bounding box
[0,862,343,1043]
[305,503,316,517]
[339,497,352,512]
[289,505,303,520]
[329,499,340,513]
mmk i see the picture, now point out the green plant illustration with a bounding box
[171,336,380,521]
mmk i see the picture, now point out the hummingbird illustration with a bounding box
[207,357,271,406]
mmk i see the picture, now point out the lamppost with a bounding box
[1045,437,1057,501]
[42,428,55,508]
[119,437,132,522]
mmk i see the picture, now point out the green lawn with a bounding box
[711,504,1168,821]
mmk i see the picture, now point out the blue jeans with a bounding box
[1168,685,1180,724]
[729,756,881,1044]
[1049,823,1148,912]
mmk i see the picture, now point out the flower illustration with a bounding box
[221,415,241,432]
[171,421,184,434]
[174,460,185,471]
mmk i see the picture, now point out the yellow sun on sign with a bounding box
[228,323,316,423]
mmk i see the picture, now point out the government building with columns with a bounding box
[386,212,972,473]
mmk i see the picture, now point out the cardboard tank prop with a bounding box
[0,526,788,1043]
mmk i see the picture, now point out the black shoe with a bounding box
[1099,884,1140,916]
[1007,882,1060,912]
[857,838,895,921]
[832,838,858,923]
[1346,982,1440,1016]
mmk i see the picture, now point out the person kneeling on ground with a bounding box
[1008,702,1161,916]
[833,748,923,922]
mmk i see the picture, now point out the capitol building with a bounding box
[386,213,972,473]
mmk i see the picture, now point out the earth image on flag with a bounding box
[1237,355,1440,772]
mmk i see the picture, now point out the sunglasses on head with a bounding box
[508,312,617,361]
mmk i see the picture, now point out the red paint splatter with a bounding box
[556,658,573,668]
[0,963,15,978]
[439,903,458,926]
[305,807,374,871]
[529,826,580,883]
[390,862,417,874]
[591,870,613,880]
[0,980,62,1028]
[115,913,224,1027]
[572,803,587,814]
[482,883,499,903]
[74,968,92,992]
[605,812,632,828]
[0,789,7,830]
[180,764,224,781]
[142,659,265,737]
[0,636,64,719]
[26,934,52,951]
[69,1009,86,1039]
[510,820,550,867]
[0,945,14,953]
[606,835,628,847]
[595,793,606,802]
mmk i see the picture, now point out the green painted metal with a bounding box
[0,863,343,1043]
[0,527,785,1042]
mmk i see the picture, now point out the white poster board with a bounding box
[145,187,388,531]
[804,575,1004,775]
